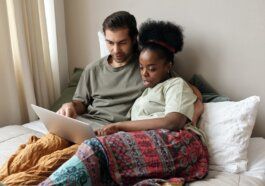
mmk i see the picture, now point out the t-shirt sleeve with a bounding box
[164,78,197,121]
[72,67,91,106]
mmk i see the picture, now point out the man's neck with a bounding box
[108,55,132,68]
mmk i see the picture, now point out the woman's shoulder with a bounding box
[164,77,187,86]
[161,77,193,94]
[152,77,189,93]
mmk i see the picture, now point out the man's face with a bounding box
[105,28,134,65]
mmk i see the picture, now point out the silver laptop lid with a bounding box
[31,104,96,144]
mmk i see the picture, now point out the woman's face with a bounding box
[139,49,171,88]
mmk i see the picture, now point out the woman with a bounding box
[40,20,208,186]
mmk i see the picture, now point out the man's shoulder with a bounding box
[84,56,108,71]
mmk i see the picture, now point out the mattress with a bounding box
[189,170,264,186]
[0,121,264,186]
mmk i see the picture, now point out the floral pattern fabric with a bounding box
[99,129,209,185]
[40,129,208,186]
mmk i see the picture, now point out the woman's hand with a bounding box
[95,123,121,136]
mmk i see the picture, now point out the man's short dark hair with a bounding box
[102,11,138,41]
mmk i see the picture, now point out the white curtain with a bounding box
[0,0,62,126]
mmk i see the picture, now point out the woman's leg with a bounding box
[41,129,209,186]
[40,138,113,186]
[98,129,209,185]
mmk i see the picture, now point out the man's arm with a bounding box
[57,65,90,118]
[188,83,204,125]
[57,100,86,118]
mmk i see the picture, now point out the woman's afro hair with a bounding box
[138,20,184,54]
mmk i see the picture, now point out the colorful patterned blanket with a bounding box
[41,129,209,186]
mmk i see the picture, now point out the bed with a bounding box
[1,72,265,185]
[1,70,265,185]
[0,32,264,185]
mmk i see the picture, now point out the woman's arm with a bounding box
[96,112,187,136]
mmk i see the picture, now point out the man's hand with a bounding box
[57,102,77,118]
[95,123,121,136]
[192,99,204,125]
[188,83,204,125]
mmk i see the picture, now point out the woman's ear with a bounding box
[167,62,173,73]
[166,62,172,74]
[169,62,173,69]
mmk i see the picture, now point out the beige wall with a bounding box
[64,0,265,137]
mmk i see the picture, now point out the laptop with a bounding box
[31,104,96,144]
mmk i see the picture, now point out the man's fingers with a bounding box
[57,103,77,118]
[72,112,77,119]
[57,109,63,115]
[72,110,77,118]
[57,109,66,116]
[65,108,76,118]
[64,109,70,117]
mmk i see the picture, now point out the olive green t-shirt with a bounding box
[73,55,144,126]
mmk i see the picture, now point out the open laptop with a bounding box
[31,104,96,144]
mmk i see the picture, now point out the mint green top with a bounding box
[131,77,197,121]
[131,77,207,144]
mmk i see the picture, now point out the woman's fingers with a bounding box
[96,128,107,136]
[95,124,119,136]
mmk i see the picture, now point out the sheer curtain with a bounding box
[0,0,64,126]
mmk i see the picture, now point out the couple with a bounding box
[0,11,208,185]
[42,11,208,185]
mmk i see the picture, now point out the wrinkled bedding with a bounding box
[0,129,78,185]
[0,125,44,167]
[0,124,264,186]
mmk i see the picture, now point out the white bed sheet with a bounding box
[243,137,265,182]
[189,170,264,186]
[0,121,265,186]
[22,119,48,134]
[0,125,44,167]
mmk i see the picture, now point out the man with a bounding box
[57,11,144,129]
[57,11,203,128]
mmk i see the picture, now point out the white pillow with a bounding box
[198,96,260,173]
[98,31,110,58]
